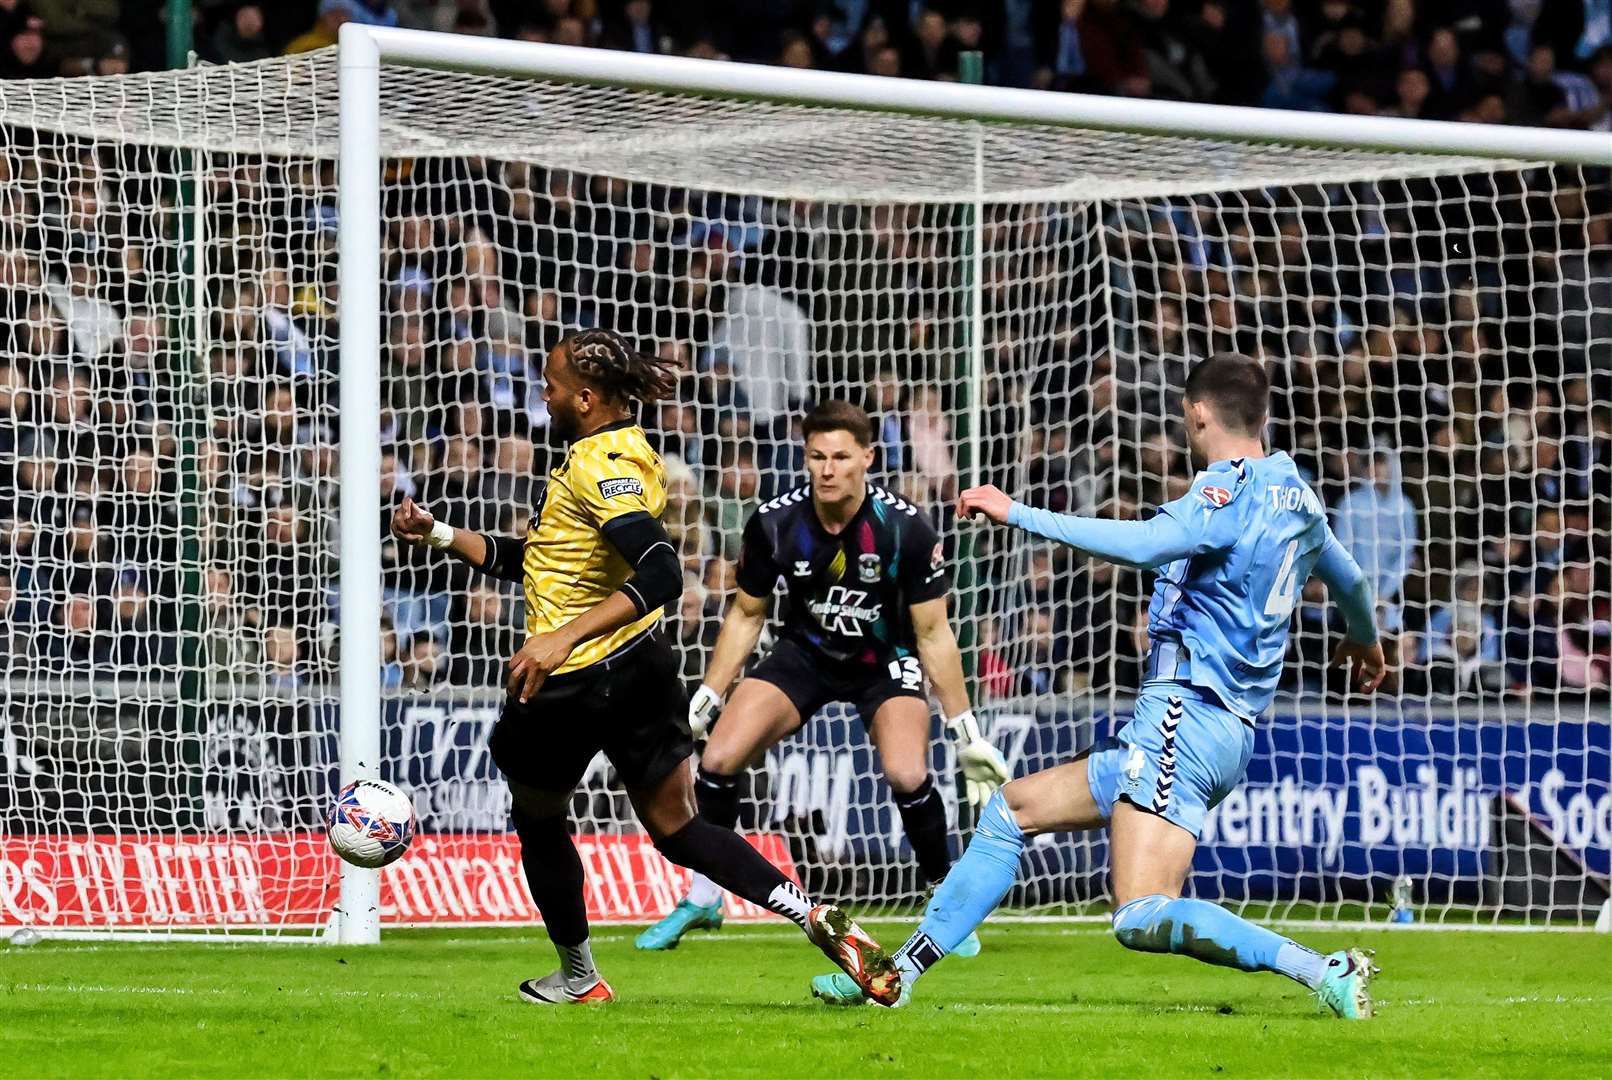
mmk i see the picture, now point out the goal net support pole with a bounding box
[335,26,384,945]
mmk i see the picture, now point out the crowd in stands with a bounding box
[3,2,1611,131]
[0,1,1607,707]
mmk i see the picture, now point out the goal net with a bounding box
[0,41,1606,937]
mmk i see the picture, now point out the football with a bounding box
[327,778,416,869]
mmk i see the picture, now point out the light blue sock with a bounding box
[1111,894,1327,989]
[894,790,1024,984]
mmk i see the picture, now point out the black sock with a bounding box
[694,765,741,829]
[893,775,954,884]
[511,805,588,948]
[654,816,811,928]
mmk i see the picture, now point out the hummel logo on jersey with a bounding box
[1199,485,1232,508]
[808,586,882,636]
[598,477,644,500]
[793,560,812,577]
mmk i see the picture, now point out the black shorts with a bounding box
[488,630,693,794]
[746,638,927,727]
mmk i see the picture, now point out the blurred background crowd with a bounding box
[0,0,1607,708]
[2,0,1610,130]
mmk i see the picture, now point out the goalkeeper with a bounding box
[637,400,1010,954]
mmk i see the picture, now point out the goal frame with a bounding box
[332,24,1612,944]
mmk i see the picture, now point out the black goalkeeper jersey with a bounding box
[735,483,948,669]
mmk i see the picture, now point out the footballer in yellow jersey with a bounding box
[390,328,900,1008]
[517,418,668,675]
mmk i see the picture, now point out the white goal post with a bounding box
[0,28,1605,944]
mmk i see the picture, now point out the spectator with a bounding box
[1019,607,1071,695]
[599,0,668,54]
[1078,0,1150,96]
[399,632,448,687]
[201,565,263,677]
[1503,569,1561,693]
[1133,0,1216,101]
[671,571,717,691]
[1385,66,1432,117]
[905,385,958,506]
[0,7,1607,710]
[663,455,710,578]
[259,264,315,379]
[206,4,275,64]
[1034,0,1093,92]
[1331,444,1418,645]
[1414,563,1502,695]
[975,615,1015,700]
[1423,26,1478,119]
[703,271,812,430]
[286,0,360,53]
[41,589,106,672]
[45,255,123,362]
[709,443,761,561]
[448,581,516,686]
[0,569,21,663]
[262,624,303,696]
[28,0,115,58]
[867,367,907,476]
[1261,28,1337,111]
[105,566,175,670]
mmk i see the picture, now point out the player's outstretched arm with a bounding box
[390,496,524,581]
[957,484,1199,570]
[911,597,1008,809]
[689,589,769,738]
[1313,528,1387,694]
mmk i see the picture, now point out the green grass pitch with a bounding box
[3,923,1608,1078]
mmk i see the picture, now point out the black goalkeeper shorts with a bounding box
[489,630,693,795]
[746,638,928,728]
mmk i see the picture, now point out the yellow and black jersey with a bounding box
[523,419,667,674]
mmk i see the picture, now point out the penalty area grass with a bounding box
[2,923,1608,1078]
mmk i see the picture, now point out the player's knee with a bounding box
[1110,893,1175,953]
[884,761,930,797]
[697,738,746,778]
[976,789,1024,843]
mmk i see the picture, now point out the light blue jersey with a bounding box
[1143,452,1327,718]
[1008,450,1377,720]
[1006,451,1378,837]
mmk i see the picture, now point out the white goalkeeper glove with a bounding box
[688,685,722,741]
[948,710,1009,811]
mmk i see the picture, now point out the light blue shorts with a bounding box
[1086,683,1255,838]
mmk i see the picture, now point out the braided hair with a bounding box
[562,329,680,405]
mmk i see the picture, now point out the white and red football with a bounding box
[327,778,416,869]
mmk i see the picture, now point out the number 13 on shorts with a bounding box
[887,657,923,690]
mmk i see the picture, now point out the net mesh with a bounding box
[0,49,1606,934]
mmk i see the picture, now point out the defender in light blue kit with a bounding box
[812,355,1389,1019]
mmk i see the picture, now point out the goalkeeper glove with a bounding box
[948,709,1009,811]
[688,685,722,741]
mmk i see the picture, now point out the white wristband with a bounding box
[424,520,456,550]
[947,709,982,744]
